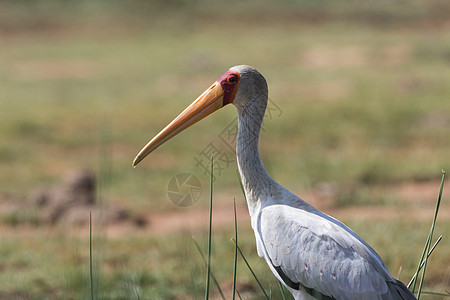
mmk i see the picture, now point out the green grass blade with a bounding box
[192,239,225,300]
[416,172,445,299]
[232,199,238,300]
[232,240,270,300]
[205,155,214,300]
[410,171,445,296]
[89,212,94,300]
[135,286,141,300]
[407,235,442,288]
[236,288,243,300]
[277,280,289,300]
[417,235,433,300]
[419,291,450,297]
[410,241,427,292]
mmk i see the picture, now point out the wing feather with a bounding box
[257,204,397,299]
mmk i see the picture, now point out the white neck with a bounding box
[235,96,276,217]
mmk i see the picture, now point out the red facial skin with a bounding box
[217,70,241,106]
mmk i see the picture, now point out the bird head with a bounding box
[229,65,268,111]
[132,65,267,167]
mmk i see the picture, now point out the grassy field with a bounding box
[1,0,449,299]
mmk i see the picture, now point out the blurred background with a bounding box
[0,0,449,298]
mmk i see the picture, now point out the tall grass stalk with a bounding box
[192,239,225,300]
[407,235,442,288]
[419,291,450,297]
[277,281,289,300]
[232,240,270,300]
[89,212,94,300]
[236,289,243,300]
[193,239,225,300]
[205,155,214,300]
[409,171,445,298]
[87,117,112,299]
[232,199,238,300]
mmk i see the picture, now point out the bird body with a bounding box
[133,65,416,299]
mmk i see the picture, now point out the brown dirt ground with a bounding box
[104,180,449,238]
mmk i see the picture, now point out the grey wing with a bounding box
[257,204,412,300]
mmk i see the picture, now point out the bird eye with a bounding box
[227,75,237,84]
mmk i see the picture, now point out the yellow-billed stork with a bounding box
[133,65,416,300]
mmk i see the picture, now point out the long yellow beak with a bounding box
[132,81,225,167]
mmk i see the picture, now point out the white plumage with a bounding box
[133,65,416,300]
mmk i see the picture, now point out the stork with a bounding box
[133,65,416,300]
